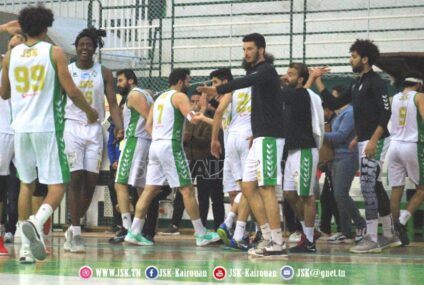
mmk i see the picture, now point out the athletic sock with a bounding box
[121,213,132,230]
[192,219,207,236]
[233,221,246,241]
[130,218,145,235]
[367,219,379,242]
[399,210,412,226]
[304,227,314,243]
[260,223,271,240]
[35,204,53,225]
[224,212,236,229]
[380,214,393,238]
[271,228,283,245]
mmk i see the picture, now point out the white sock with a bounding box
[300,220,306,232]
[224,212,236,229]
[35,204,53,225]
[130,218,145,235]
[260,223,271,241]
[192,219,207,236]
[72,226,81,237]
[271,228,283,245]
[255,223,260,233]
[366,219,379,242]
[121,213,132,230]
[304,227,314,243]
[233,221,246,241]
[399,210,412,226]
[380,214,393,238]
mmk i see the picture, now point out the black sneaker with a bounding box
[290,239,317,253]
[109,228,128,244]
[262,241,288,257]
[395,221,409,246]
[158,224,180,236]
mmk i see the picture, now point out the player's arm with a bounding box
[103,66,124,139]
[364,78,391,158]
[0,20,21,35]
[145,106,154,136]
[52,46,98,123]
[0,51,11,99]
[415,92,424,123]
[127,90,151,119]
[172,92,201,124]
[210,92,232,158]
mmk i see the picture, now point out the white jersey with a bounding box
[9,41,65,133]
[391,90,424,143]
[66,62,105,123]
[0,70,13,134]
[228,87,252,136]
[123,87,154,139]
[152,90,184,142]
[222,103,232,144]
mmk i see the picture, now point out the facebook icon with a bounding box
[145,266,159,280]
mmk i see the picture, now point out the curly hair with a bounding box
[349,39,380,66]
[74,27,106,49]
[18,5,54,37]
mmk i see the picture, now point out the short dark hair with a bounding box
[209,68,233,81]
[74,27,106,49]
[402,71,424,88]
[169,68,190,86]
[349,39,380,66]
[332,85,346,96]
[116,69,138,85]
[242,33,266,49]
[289,62,309,85]
[18,5,54,37]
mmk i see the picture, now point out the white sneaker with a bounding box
[328,233,353,244]
[4,232,14,244]
[70,235,86,253]
[64,227,73,251]
[19,244,35,264]
[288,231,302,243]
[21,216,46,261]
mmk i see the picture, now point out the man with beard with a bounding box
[63,28,123,253]
[124,68,220,246]
[309,39,400,253]
[108,69,153,244]
[198,33,286,256]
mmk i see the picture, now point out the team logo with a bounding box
[79,265,93,279]
[212,266,227,281]
[280,265,294,280]
[145,265,159,280]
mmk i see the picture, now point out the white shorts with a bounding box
[284,148,319,196]
[227,132,251,181]
[242,137,284,187]
[223,156,240,193]
[358,137,390,181]
[388,140,424,187]
[145,140,192,188]
[64,120,103,173]
[14,132,70,184]
[0,133,14,175]
[115,137,150,188]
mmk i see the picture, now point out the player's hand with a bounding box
[364,140,377,159]
[86,108,99,124]
[190,112,203,125]
[348,137,358,152]
[197,86,218,98]
[211,139,222,159]
[114,127,124,143]
[0,20,21,34]
[309,66,331,78]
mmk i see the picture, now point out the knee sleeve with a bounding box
[360,157,379,220]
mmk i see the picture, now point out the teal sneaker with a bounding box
[124,230,154,246]
[195,230,220,246]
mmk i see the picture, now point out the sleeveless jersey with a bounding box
[228,87,252,136]
[9,41,65,132]
[123,87,154,139]
[66,62,105,123]
[0,70,13,134]
[152,90,184,142]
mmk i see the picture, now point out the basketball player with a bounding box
[0,33,26,256]
[63,28,123,253]
[0,5,98,263]
[109,69,153,244]
[309,39,400,253]
[388,73,424,246]
[208,68,253,250]
[124,68,220,246]
[198,33,286,256]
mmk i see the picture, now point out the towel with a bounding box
[307,89,325,149]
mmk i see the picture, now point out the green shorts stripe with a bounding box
[55,131,70,183]
[261,137,278,186]
[375,138,385,161]
[418,142,424,185]
[172,140,192,187]
[300,148,313,196]
[116,137,137,184]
